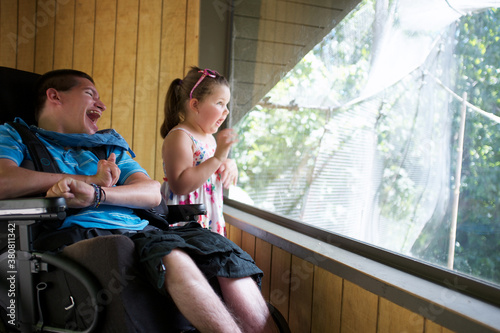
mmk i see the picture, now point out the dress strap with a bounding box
[169,127,196,143]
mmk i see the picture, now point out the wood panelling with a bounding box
[134,0,162,174]
[378,297,424,332]
[255,237,273,300]
[112,0,139,144]
[93,0,117,131]
[241,230,256,258]
[73,0,95,75]
[16,0,37,71]
[154,0,193,180]
[311,266,342,333]
[53,0,74,69]
[228,221,242,246]
[185,0,199,70]
[0,0,199,182]
[289,255,314,333]
[270,245,292,320]
[228,225,456,333]
[341,280,378,333]
[34,0,56,73]
[0,1,18,68]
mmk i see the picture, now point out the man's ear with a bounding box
[46,88,62,105]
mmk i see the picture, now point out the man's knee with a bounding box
[162,249,192,268]
[162,249,199,277]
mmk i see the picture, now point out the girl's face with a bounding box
[195,84,230,134]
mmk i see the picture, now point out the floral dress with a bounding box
[161,128,226,236]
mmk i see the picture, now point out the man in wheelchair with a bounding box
[0,69,283,332]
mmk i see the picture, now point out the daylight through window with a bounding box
[228,0,500,286]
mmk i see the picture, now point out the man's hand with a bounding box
[90,153,120,187]
[46,177,95,208]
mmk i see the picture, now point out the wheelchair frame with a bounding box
[0,197,206,333]
[0,197,102,332]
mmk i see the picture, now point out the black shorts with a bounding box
[129,222,263,296]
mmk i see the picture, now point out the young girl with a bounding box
[160,67,238,236]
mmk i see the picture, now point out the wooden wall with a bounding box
[0,0,200,182]
[227,223,456,333]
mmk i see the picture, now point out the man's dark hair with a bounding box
[35,69,94,120]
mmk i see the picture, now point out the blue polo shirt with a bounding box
[0,119,149,230]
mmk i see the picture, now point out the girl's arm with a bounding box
[163,129,234,195]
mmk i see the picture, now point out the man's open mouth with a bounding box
[87,110,101,123]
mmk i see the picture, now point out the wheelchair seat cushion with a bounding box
[130,222,263,296]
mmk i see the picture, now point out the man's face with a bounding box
[55,77,106,134]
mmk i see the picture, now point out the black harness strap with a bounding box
[10,121,108,170]
[10,122,62,174]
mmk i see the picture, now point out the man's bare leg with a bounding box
[218,276,280,333]
[162,249,242,333]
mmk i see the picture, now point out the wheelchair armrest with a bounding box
[0,197,206,224]
[0,197,67,221]
[0,197,67,251]
[134,202,207,230]
[167,204,207,223]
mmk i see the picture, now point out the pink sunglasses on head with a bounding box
[189,69,220,100]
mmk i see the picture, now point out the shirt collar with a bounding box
[14,117,136,157]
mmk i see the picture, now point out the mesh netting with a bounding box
[229,0,499,279]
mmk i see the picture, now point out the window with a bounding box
[228,0,500,290]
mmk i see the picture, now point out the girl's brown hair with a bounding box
[160,66,229,138]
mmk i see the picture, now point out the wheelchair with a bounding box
[0,67,290,333]
[0,196,206,333]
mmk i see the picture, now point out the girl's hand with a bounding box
[218,158,238,189]
[214,129,238,162]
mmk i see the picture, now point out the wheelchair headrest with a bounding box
[0,66,41,126]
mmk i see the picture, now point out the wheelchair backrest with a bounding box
[0,67,41,126]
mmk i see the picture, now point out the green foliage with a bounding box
[233,105,326,209]
[409,8,500,283]
[450,8,500,283]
